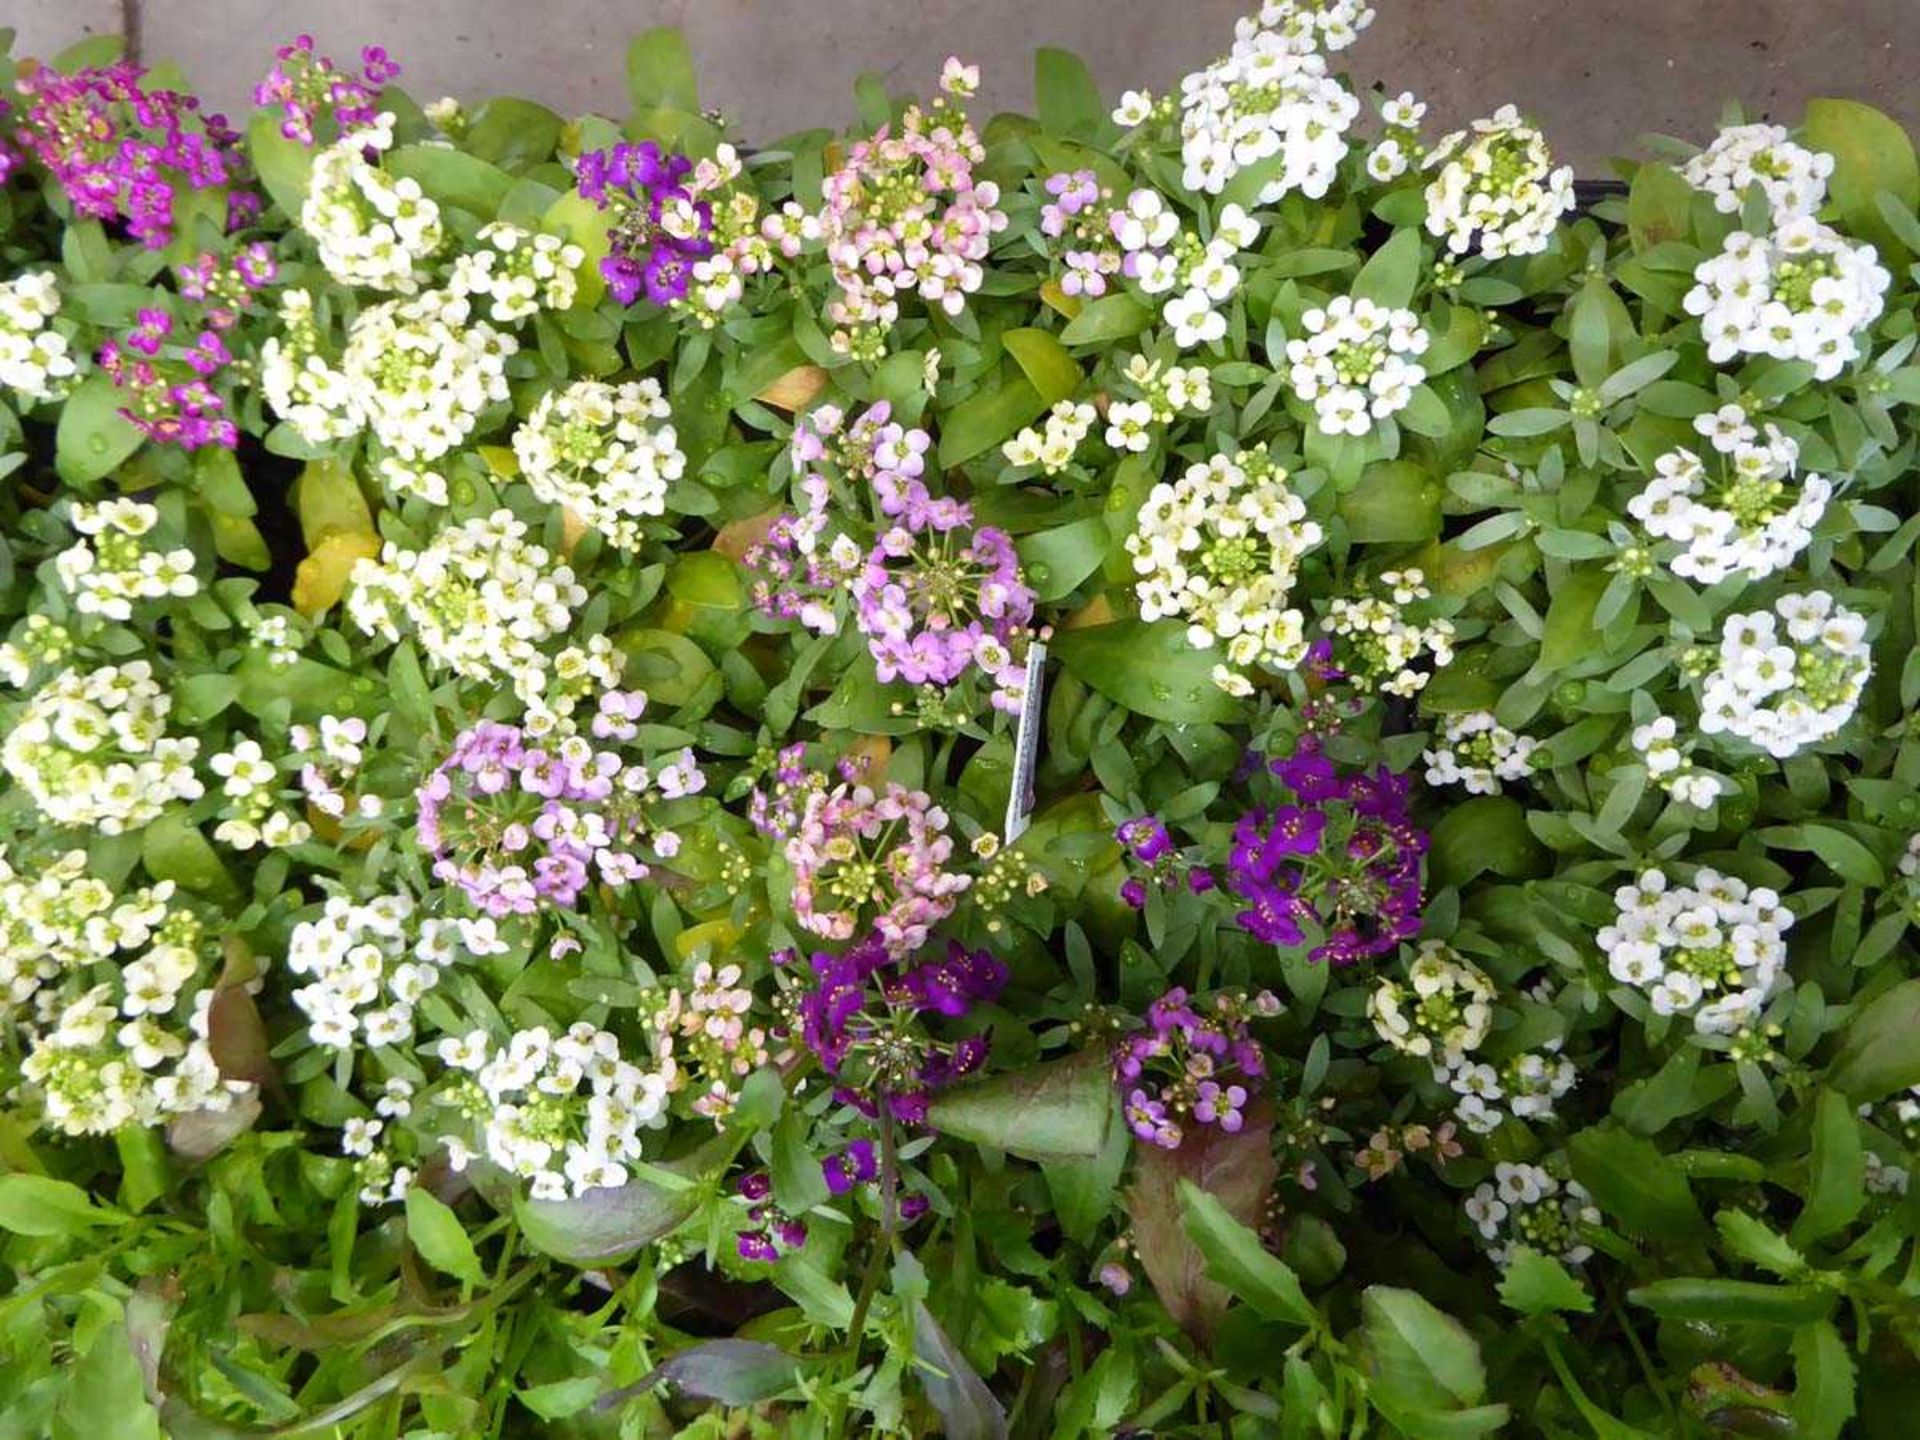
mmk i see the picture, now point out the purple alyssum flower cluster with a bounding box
[576,141,715,306]
[1114,987,1278,1150]
[15,62,254,248]
[1226,734,1427,964]
[734,1170,809,1262]
[796,934,1007,1124]
[416,691,704,918]
[97,243,277,450]
[252,34,400,145]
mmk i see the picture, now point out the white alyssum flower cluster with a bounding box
[1126,445,1325,695]
[259,288,359,442]
[438,1022,675,1200]
[1464,1162,1599,1267]
[1628,408,1828,585]
[1,661,203,833]
[1598,868,1793,1036]
[1424,105,1575,259]
[1176,22,1363,202]
[1367,941,1495,1062]
[1423,711,1537,794]
[511,378,686,551]
[448,221,585,322]
[0,270,78,403]
[1629,715,1721,809]
[1364,91,1427,183]
[53,499,199,621]
[347,509,590,705]
[1233,0,1376,54]
[302,114,444,292]
[1699,592,1872,758]
[287,893,508,1051]
[1003,400,1098,473]
[1,851,245,1136]
[1286,294,1428,435]
[340,291,518,503]
[207,737,313,851]
[0,614,75,688]
[1126,196,1260,349]
[1442,1046,1577,1136]
[1105,357,1212,451]
[262,289,518,503]
[1683,123,1831,222]
[1684,219,1890,381]
[1323,569,1456,697]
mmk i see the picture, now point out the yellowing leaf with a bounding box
[293,531,381,618]
[1039,278,1084,319]
[755,364,830,411]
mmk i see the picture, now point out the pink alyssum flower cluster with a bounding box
[816,66,1007,358]
[785,781,971,956]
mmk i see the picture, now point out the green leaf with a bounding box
[55,373,144,485]
[247,113,315,217]
[627,27,699,114]
[1052,620,1247,724]
[1803,98,1920,260]
[1497,1247,1592,1317]
[1716,1210,1806,1278]
[911,1300,1009,1440]
[1034,48,1105,141]
[927,1053,1113,1160]
[1829,979,1920,1102]
[140,812,237,898]
[53,1322,160,1440]
[772,1109,829,1215]
[1016,518,1109,601]
[386,144,513,219]
[938,376,1049,468]
[1568,1127,1705,1241]
[1058,293,1153,345]
[0,1174,127,1236]
[1790,1089,1865,1245]
[1626,161,1695,251]
[1627,1278,1836,1327]
[1352,228,1423,310]
[1429,796,1547,888]
[405,1186,485,1286]
[1538,566,1611,672]
[1178,1181,1318,1330]
[1789,1320,1856,1440]
[1002,327,1082,406]
[1360,1285,1491,1412]
[640,1340,801,1406]
[515,1140,722,1263]
[1340,461,1442,542]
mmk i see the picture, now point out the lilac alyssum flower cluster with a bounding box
[98,244,277,450]
[416,691,705,918]
[252,34,400,145]
[1115,987,1277,1150]
[1037,169,1181,298]
[576,141,715,307]
[1228,734,1428,964]
[796,934,1007,1124]
[15,63,253,248]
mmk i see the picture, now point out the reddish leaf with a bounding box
[1124,1101,1277,1339]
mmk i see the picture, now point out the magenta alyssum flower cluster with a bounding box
[1114,987,1278,1150]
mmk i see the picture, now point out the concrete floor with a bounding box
[8,1,1918,175]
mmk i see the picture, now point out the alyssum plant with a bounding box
[1,4,1919,1436]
